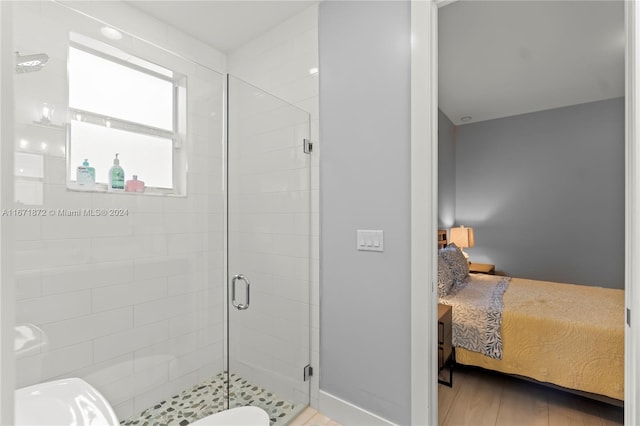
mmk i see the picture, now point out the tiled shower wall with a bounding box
[227,4,320,408]
[12,2,226,420]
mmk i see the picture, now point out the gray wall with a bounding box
[319,1,411,424]
[438,110,456,229]
[455,98,624,289]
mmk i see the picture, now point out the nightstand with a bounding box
[438,304,453,387]
[469,262,495,275]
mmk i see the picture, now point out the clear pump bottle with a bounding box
[108,153,125,191]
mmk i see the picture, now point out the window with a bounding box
[67,35,186,193]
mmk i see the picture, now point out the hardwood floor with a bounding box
[289,407,342,426]
[439,366,624,426]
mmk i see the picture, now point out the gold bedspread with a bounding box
[455,277,624,401]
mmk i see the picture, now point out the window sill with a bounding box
[66,182,183,197]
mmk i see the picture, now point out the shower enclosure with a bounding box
[7,2,311,424]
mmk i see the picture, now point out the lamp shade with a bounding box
[449,226,475,249]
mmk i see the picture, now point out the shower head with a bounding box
[15,51,49,73]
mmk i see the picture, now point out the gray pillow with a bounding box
[437,255,454,297]
[439,243,469,285]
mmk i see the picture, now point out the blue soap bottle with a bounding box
[83,159,95,184]
[108,153,125,191]
[77,159,95,186]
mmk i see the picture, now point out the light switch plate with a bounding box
[357,230,384,252]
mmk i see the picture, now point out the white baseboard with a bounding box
[318,391,397,426]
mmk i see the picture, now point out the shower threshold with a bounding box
[120,372,306,426]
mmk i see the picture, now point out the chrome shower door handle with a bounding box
[231,274,250,310]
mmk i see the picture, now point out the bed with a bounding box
[437,232,624,405]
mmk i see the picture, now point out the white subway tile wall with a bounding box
[12,1,225,421]
[227,4,320,409]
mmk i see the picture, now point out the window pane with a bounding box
[69,47,174,131]
[70,121,173,189]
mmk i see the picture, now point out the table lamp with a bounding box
[449,225,475,261]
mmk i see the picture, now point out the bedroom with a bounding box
[436,0,625,423]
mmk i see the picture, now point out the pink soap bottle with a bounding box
[125,175,145,192]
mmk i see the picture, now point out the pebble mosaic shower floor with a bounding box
[120,373,305,426]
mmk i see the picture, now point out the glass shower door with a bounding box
[226,75,312,424]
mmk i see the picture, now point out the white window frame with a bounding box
[67,40,187,195]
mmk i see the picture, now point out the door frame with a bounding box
[410,1,438,426]
[624,1,639,423]
[410,1,639,425]
[0,2,16,424]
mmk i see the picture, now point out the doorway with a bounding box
[410,1,639,425]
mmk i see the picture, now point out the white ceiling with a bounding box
[128,1,623,126]
[438,1,625,125]
[127,1,316,53]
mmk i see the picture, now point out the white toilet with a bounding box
[15,378,119,426]
[15,378,270,426]
[189,406,270,426]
